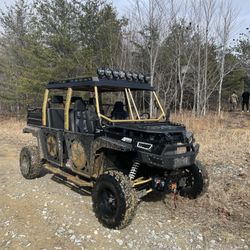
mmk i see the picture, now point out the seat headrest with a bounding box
[114,101,124,111]
[74,99,86,111]
[71,96,83,103]
[51,95,64,104]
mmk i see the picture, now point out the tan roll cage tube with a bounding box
[94,86,166,123]
[42,88,73,130]
[42,89,49,126]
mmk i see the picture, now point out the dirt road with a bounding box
[0,114,249,249]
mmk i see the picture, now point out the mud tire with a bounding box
[20,146,42,179]
[179,161,209,199]
[92,170,138,229]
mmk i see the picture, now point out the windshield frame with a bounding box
[94,86,166,123]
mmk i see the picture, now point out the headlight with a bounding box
[136,142,153,151]
[97,68,105,78]
[126,71,133,81]
[186,131,193,144]
[112,70,119,79]
[144,75,151,83]
[138,73,144,82]
[104,68,112,78]
[119,70,126,79]
[132,72,138,81]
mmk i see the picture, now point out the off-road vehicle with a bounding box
[20,69,209,229]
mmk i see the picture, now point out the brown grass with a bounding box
[172,111,228,132]
[0,118,35,147]
[171,112,250,236]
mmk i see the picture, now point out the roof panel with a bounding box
[47,77,154,91]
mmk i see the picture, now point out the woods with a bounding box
[0,0,249,115]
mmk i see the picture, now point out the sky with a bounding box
[0,0,249,41]
[112,0,250,42]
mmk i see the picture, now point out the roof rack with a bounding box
[48,77,94,85]
[46,76,153,91]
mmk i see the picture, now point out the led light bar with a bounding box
[96,68,150,84]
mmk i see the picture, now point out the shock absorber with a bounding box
[129,160,140,180]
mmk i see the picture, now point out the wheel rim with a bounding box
[99,187,118,219]
[21,154,30,175]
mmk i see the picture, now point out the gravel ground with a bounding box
[0,113,249,250]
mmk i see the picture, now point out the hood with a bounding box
[107,121,186,134]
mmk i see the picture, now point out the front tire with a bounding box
[20,146,42,179]
[92,170,138,229]
[179,161,209,199]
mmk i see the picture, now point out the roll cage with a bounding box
[42,76,166,129]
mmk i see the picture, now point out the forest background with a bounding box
[0,0,249,116]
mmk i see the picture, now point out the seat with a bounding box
[111,101,128,120]
[70,99,88,133]
[85,97,101,133]
[47,95,64,129]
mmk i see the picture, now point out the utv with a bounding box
[20,69,209,229]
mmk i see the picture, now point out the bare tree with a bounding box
[216,0,237,115]
[130,0,179,116]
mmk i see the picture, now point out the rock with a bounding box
[68,229,74,234]
[197,234,203,241]
[128,242,133,248]
[70,235,76,241]
[116,239,123,246]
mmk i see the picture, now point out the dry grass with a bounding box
[172,111,228,132]
[171,112,250,237]
[0,118,35,147]
[172,111,250,164]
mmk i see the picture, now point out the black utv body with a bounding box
[20,71,209,229]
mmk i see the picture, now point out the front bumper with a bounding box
[138,144,199,170]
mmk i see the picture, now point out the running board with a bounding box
[43,164,93,188]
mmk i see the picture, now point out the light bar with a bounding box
[96,68,150,84]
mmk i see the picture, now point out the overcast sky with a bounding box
[0,0,249,41]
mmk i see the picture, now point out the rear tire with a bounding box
[92,170,138,229]
[179,161,209,199]
[20,146,42,179]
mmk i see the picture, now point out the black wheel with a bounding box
[20,146,42,179]
[179,161,209,199]
[92,170,138,229]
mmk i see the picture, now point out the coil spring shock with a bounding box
[129,160,140,180]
